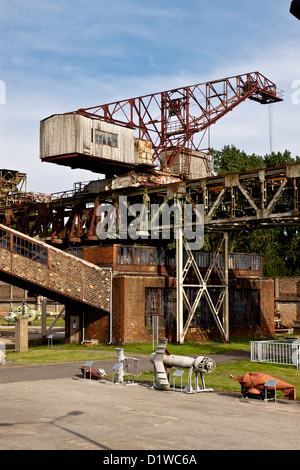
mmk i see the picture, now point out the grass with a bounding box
[120,337,255,356]
[0,318,65,327]
[2,336,255,365]
[3,336,300,400]
[4,341,116,365]
[134,360,300,400]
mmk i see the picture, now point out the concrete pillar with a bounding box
[15,316,28,352]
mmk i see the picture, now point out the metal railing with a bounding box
[251,340,300,369]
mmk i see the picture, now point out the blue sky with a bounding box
[0,0,300,193]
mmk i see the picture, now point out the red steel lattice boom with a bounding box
[72,71,283,174]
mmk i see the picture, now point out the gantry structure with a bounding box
[1,71,297,343]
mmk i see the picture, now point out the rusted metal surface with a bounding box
[231,372,296,400]
[1,162,299,244]
[80,365,106,380]
[0,170,27,206]
[66,72,282,178]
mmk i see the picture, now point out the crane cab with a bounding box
[40,113,153,177]
[290,0,300,20]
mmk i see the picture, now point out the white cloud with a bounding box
[0,0,299,195]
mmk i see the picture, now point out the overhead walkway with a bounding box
[0,223,110,312]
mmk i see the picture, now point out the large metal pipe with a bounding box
[149,338,216,392]
[150,352,216,374]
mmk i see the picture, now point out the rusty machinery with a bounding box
[150,337,216,393]
[0,169,26,206]
[231,372,296,401]
[57,71,283,179]
[80,361,106,380]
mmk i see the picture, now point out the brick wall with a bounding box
[258,279,275,336]
[231,278,274,336]
[0,225,111,312]
[65,305,109,344]
[112,275,166,344]
[277,277,300,297]
[274,277,300,328]
[110,274,275,344]
[48,249,111,310]
[82,245,115,267]
[184,278,275,340]
[278,302,299,327]
[0,282,11,300]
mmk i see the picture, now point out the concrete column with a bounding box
[15,316,28,352]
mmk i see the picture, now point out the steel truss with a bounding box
[176,229,229,343]
[199,163,300,229]
[71,72,282,175]
[2,162,300,241]
[1,163,300,342]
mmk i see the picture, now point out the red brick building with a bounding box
[65,245,276,344]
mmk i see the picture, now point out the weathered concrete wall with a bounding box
[15,315,28,352]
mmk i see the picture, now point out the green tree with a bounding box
[211,145,264,174]
[207,146,300,277]
[264,149,299,168]
[211,146,300,174]
[277,227,300,276]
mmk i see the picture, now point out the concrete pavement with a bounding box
[1,352,300,451]
[1,372,300,451]
[1,328,299,452]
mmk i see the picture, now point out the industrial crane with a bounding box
[65,71,283,179]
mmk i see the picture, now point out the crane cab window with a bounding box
[95,130,118,148]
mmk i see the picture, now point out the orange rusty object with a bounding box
[231,372,296,400]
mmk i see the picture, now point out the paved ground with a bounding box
[1,329,300,453]
[1,368,300,452]
[0,348,250,383]
[1,350,300,452]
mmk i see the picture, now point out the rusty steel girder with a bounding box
[70,72,283,174]
[194,162,300,230]
[1,162,299,245]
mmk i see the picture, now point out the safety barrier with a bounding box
[251,339,300,369]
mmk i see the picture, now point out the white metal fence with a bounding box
[250,339,300,369]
